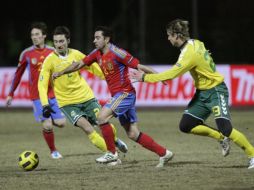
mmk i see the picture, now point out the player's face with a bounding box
[93,31,107,50]
[167,30,179,47]
[53,35,69,55]
[31,28,46,47]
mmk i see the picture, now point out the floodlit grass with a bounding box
[0,109,254,190]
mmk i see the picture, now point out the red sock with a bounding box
[137,132,166,157]
[100,123,116,153]
[42,130,56,152]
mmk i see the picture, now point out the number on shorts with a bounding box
[212,106,221,117]
[93,108,100,118]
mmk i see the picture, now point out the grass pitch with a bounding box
[0,109,254,190]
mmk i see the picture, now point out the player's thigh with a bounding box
[206,83,231,120]
[105,92,137,123]
[119,107,138,126]
[82,98,102,125]
[184,92,211,122]
[60,99,100,126]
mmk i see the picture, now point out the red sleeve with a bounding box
[116,52,139,69]
[8,59,27,97]
[82,50,98,66]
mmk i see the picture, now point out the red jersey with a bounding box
[8,45,55,100]
[83,44,139,96]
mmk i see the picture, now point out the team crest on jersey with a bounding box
[31,58,37,65]
[107,62,114,70]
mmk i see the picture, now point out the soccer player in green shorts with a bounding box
[130,19,254,169]
[38,26,127,159]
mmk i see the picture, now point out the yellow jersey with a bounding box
[38,48,104,107]
[144,39,224,90]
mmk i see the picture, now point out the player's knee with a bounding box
[53,118,66,128]
[215,118,233,137]
[179,120,191,133]
[42,120,53,131]
[126,130,138,140]
[179,114,203,133]
[97,115,108,125]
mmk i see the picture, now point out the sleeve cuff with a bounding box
[142,73,146,82]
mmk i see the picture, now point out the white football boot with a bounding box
[248,157,254,169]
[220,137,230,157]
[115,138,128,153]
[156,150,174,168]
[96,151,118,164]
[51,151,63,159]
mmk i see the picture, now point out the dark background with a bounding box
[1,0,254,66]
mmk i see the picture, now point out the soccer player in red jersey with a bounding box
[6,22,66,159]
[53,26,173,167]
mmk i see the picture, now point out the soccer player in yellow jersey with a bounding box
[38,26,128,160]
[130,19,254,169]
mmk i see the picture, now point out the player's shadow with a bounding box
[63,152,99,158]
[213,165,247,169]
[122,159,205,169]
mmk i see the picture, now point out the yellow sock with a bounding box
[229,128,254,158]
[190,125,224,140]
[110,123,117,142]
[88,131,107,152]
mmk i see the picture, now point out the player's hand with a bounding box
[42,105,55,118]
[52,72,63,80]
[162,81,168,85]
[129,71,145,83]
[6,96,13,107]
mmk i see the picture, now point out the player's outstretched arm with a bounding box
[52,61,85,79]
[136,64,167,85]
[137,64,157,74]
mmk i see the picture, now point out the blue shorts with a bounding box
[32,98,64,122]
[105,92,138,126]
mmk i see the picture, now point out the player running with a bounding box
[6,22,65,159]
[130,19,254,169]
[53,26,174,167]
[38,26,127,161]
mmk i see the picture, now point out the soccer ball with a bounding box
[18,150,39,171]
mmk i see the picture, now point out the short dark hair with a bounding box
[30,22,47,35]
[95,26,113,42]
[166,19,190,38]
[53,26,71,40]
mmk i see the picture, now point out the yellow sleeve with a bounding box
[144,48,195,83]
[83,63,105,80]
[144,63,191,82]
[38,58,52,106]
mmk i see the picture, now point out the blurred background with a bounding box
[1,0,254,66]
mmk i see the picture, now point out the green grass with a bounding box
[0,109,254,190]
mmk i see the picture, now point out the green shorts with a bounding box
[184,82,231,122]
[60,98,101,126]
